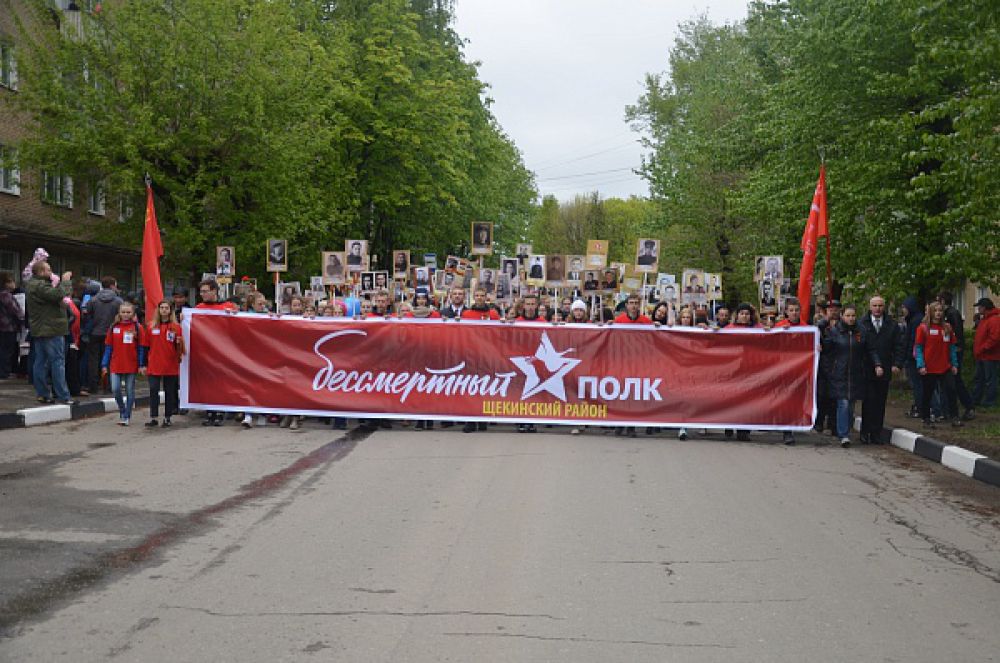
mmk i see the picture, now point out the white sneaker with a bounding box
[840,437,851,448]
[123,418,130,427]
[570,428,580,435]
[289,416,301,431]
[678,428,689,441]
[117,416,126,426]
[242,414,253,429]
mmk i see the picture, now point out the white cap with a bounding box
[570,300,587,312]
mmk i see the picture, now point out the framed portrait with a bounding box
[582,270,600,293]
[267,239,288,272]
[500,258,519,285]
[635,238,660,273]
[216,246,235,276]
[759,278,778,309]
[445,255,460,273]
[471,221,494,256]
[526,255,546,285]
[565,255,585,284]
[322,251,346,285]
[277,281,300,312]
[392,250,410,280]
[660,281,679,304]
[601,267,619,291]
[372,271,390,291]
[755,255,784,282]
[413,266,431,288]
[705,273,723,301]
[544,255,565,285]
[437,269,456,290]
[656,273,676,288]
[309,276,325,293]
[610,262,627,277]
[478,267,497,294]
[681,269,706,305]
[496,273,513,300]
[423,253,437,268]
[622,266,642,291]
[360,271,376,293]
[345,240,368,272]
[516,243,532,262]
[586,240,609,268]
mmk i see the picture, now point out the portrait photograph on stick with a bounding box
[267,239,288,272]
[216,246,234,276]
[345,240,368,272]
[545,254,565,285]
[471,221,494,256]
[635,238,660,273]
[360,272,376,294]
[706,273,723,300]
[755,255,784,282]
[322,251,346,285]
[392,250,410,279]
[586,240,608,268]
[565,255,585,284]
[527,255,545,285]
[682,268,706,305]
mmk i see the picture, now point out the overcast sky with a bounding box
[453,0,750,202]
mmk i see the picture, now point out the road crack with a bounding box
[162,605,565,620]
[442,631,735,648]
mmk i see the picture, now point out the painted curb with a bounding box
[1,394,155,431]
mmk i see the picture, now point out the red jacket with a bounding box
[974,308,1000,361]
[614,312,652,324]
[103,320,148,374]
[146,322,183,376]
[461,307,500,321]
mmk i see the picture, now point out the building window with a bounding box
[0,145,19,195]
[0,249,19,282]
[42,170,73,208]
[88,179,106,216]
[117,193,135,223]
[0,44,16,91]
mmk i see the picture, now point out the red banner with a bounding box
[181,311,818,429]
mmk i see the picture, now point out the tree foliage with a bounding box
[10,0,535,283]
[628,1,998,304]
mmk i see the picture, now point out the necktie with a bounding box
[874,318,881,333]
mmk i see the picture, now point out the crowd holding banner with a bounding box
[3,169,998,441]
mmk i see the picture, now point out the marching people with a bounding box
[441,286,467,319]
[513,293,545,433]
[915,301,961,428]
[26,262,77,405]
[195,279,237,426]
[460,287,500,433]
[858,296,905,444]
[85,277,122,395]
[613,293,651,437]
[937,291,976,420]
[406,291,441,319]
[814,299,840,436]
[971,297,998,409]
[651,301,670,325]
[725,303,761,441]
[900,296,925,418]
[101,302,147,426]
[773,297,807,445]
[145,301,185,428]
[713,305,730,329]
[819,304,868,447]
[0,272,24,380]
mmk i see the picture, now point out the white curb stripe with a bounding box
[890,429,920,453]
[941,445,986,477]
[101,398,118,413]
[16,404,72,426]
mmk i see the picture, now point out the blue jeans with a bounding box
[836,398,856,439]
[972,359,998,407]
[32,336,70,401]
[111,372,136,420]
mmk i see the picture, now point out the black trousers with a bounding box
[0,331,16,378]
[861,378,890,439]
[87,340,108,392]
[920,372,958,421]
[65,342,81,396]
[148,375,179,419]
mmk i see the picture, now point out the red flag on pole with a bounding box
[141,178,164,326]
[797,165,828,311]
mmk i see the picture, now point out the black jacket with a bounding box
[821,320,874,401]
[859,314,906,381]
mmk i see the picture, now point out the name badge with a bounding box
[166,331,176,343]
[113,328,121,334]
[123,332,134,344]
[152,328,161,335]
[929,328,939,335]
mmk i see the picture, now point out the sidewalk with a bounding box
[0,374,151,428]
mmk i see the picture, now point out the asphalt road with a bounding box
[1,415,998,662]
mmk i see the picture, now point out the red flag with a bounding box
[797,165,827,309]
[141,180,164,326]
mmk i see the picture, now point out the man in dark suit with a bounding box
[859,295,905,444]
[637,240,657,266]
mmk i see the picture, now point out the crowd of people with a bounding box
[3,254,998,445]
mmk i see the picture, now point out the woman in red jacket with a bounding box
[915,302,960,428]
[145,301,185,428]
[101,303,147,426]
